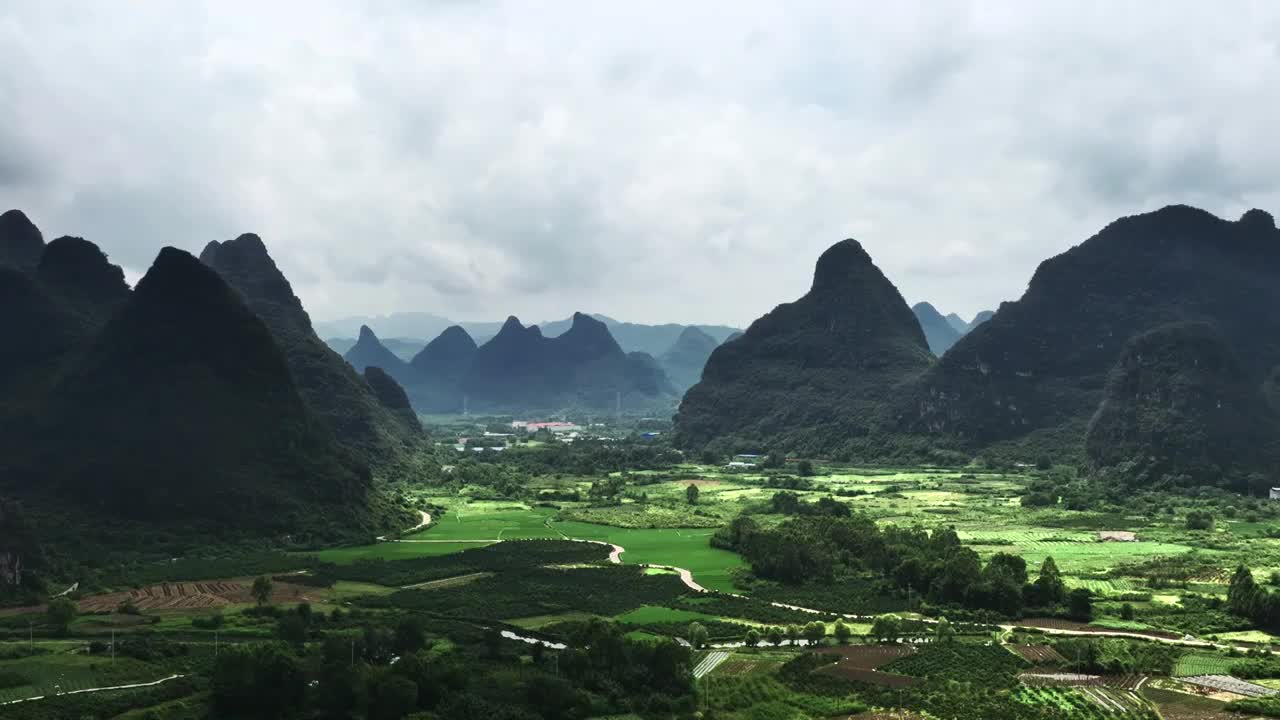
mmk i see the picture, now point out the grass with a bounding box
[326,500,746,593]
[548,521,745,593]
[614,605,719,624]
[402,505,558,541]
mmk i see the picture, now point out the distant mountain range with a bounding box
[344,313,687,413]
[318,313,740,357]
[676,205,1280,492]
[911,303,994,356]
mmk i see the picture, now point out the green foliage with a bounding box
[251,576,272,606]
[45,596,76,634]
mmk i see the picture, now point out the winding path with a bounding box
[376,511,432,542]
[0,674,186,707]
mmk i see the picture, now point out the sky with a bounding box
[3,2,1279,328]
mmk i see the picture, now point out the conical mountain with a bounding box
[0,210,44,271]
[660,326,720,393]
[200,235,422,460]
[944,312,969,334]
[407,325,477,413]
[912,302,963,355]
[675,238,934,454]
[969,310,994,328]
[1085,322,1280,492]
[410,326,477,380]
[5,248,371,532]
[908,205,1280,462]
[345,325,413,378]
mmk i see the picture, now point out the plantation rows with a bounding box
[881,643,1030,685]
[1015,686,1152,718]
[324,539,611,587]
[360,564,690,619]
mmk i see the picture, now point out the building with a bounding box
[1270,487,1280,501]
[524,421,579,433]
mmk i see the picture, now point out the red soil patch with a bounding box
[819,665,920,688]
[819,644,916,669]
[817,645,920,687]
[78,580,315,612]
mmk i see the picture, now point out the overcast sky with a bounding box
[3,2,1279,327]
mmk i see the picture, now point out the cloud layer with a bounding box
[3,1,1279,326]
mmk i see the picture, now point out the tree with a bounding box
[1033,556,1067,606]
[833,621,852,645]
[870,615,901,643]
[785,624,802,644]
[745,628,761,647]
[395,616,426,654]
[1187,511,1214,530]
[687,622,708,649]
[276,614,307,647]
[803,621,826,645]
[765,627,783,646]
[797,460,815,476]
[251,576,273,606]
[1120,603,1135,621]
[1067,588,1094,622]
[371,673,419,720]
[686,483,700,505]
[934,616,956,643]
[763,451,785,469]
[46,597,76,635]
[212,643,306,719]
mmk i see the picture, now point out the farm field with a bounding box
[1174,655,1237,678]
[0,654,168,704]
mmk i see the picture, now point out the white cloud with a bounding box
[2,1,1279,327]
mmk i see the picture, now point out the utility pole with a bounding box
[351,638,355,668]
[111,629,115,663]
[215,630,219,656]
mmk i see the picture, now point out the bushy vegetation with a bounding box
[715,513,1074,618]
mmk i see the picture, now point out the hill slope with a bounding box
[200,235,422,462]
[907,205,1280,461]
[1085,322,1280,492]
[674,239,935,455]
